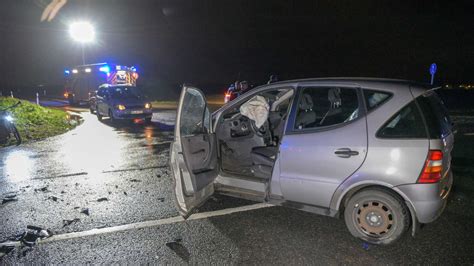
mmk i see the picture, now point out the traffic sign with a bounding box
[430,63,437,75]
[429,63,437,85]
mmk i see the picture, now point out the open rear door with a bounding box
[170,86,218,218]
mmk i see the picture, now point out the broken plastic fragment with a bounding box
[166,240,190,262]
[62,218,80,227]
[48,196,59,202]
[2,197,18,205]
[0,245,15,259]
[80,208,90,216]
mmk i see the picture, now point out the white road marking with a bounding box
[464,133,474,136]
[0,203,272,248]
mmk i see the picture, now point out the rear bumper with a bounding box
[396,170,453,223]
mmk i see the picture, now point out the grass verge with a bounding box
[0,97,80,146]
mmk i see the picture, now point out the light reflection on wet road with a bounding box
[0,111,175,182]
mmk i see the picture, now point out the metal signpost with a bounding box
[430,63,437,85]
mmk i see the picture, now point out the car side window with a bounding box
[180,88,208,136]
[363,90,392,112]
[377,101,427,138]
[294,87,359,130]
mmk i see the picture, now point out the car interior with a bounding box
[215,88,294,180]
[294,87,359,130]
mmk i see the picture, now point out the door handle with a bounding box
[334,148,359,158]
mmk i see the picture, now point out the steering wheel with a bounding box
[251,120,268,137]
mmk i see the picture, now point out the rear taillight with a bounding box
[418,150,443,183]
[224,93,231,103]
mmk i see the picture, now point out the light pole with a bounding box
[68,21,95,65]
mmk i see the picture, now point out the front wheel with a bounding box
[108,110,116,123]
[344,188,409,245]
[97,111,103,121]
[11,124,21,145]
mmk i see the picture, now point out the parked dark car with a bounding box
[94,84,153,122]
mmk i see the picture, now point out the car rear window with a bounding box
[377,101,427,138]
[416,92,452,138]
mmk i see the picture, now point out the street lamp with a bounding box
[68,21,95,65]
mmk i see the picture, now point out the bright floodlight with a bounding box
[69,22,95,43]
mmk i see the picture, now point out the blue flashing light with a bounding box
[64,69,70,75]
[99,65,111,74]
[116,65,122,70]
[130,66,137,72]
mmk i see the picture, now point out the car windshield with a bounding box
[109,87,142,99]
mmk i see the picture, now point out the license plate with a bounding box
[131,110,143,114]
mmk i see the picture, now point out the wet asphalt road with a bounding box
[1,110,474,264]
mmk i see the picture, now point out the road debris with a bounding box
[48,196,59,202]
[34,186,49,192]
[0,245,15,259]
[2,195,18,205]
[123,191,128,196]
[0,225,55,256]
[80,208,90,216]
[18,246,33,259]
[62,218,80,227]
[166,238,190,262]
[129,179,141,182]
[158,197,165,202]
[97,197,108,202]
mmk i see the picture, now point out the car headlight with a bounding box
[145,103,152,109]
[5,115,13,122]
[117,104,126,111]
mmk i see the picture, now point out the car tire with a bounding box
[344,188,409,245]
[90,106,95,114]
[97,112,103,121]
[108,109,115,123]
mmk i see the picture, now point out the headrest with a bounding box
[328,88,341,108]
[299,94,313,110]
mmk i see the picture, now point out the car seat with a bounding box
[295,93,316,129]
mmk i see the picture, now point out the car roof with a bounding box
[214,77,431,114]
[265,77,431,89]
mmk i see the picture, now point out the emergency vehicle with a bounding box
[63,63,139,105]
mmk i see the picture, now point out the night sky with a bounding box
[0,0,473,96]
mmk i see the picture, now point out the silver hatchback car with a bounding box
[170,78,454,245]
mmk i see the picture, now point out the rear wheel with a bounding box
[344,188,409,245]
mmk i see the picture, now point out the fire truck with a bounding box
[63,63,139,105]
